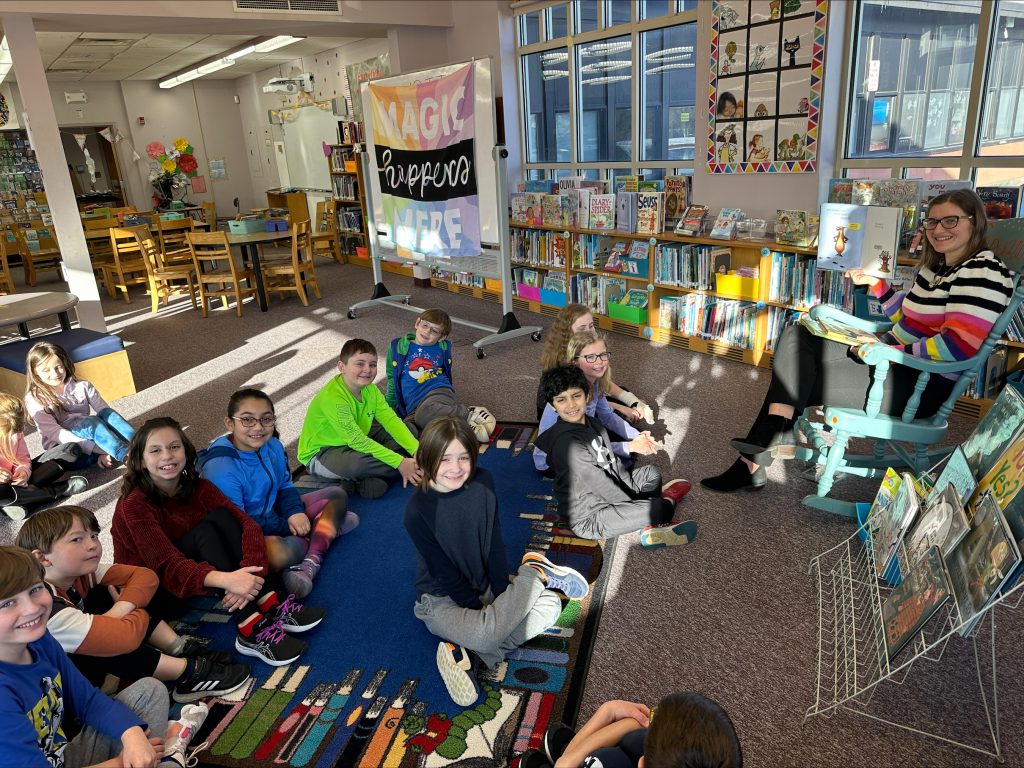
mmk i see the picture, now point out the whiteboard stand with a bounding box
[347,146,542,359]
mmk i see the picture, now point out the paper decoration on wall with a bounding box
[209,159,227,180]
[346,52,391,121]
[322,141,332,157]
[708,0,828,174]
[190,175,207,194]
[73,133,97,184]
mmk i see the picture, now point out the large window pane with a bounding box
[605,0,632,27]
[545,4,568,40]
[523,48,570,163]
[520,11,541,46]
[577,35,633,162]
[905,167,961,183]
[979,1,1024,156]
[576,0,599,34]
[641,0,670,20]
[846,0,980,159]
[641,23,697,161]
[976,167,1024,186]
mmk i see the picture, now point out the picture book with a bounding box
[621,288,650,309]
[710,247,732,276]
[850,179,881,205]
[541,195,562,228]
[969,431,1024,515]
[603,240,630,272]
[882,545,951,661]
[581,179,609,193]
[559,193,577,228]
[557,175,585,192]
[616,175,640,193]
[924,446,977,506]
[798,313,880,346]
[663,175,689,229]
[872,471,921,578]
[658,296,679,330]
[775,209,809,246]
[637,180,663,192]
[520,193,542,226]
[710,207,744,240]
[986,218,1024,284]
[589,194,616,230]
[976,185,1024,220]
[576,187,593,232]
[946,493,1021,634]
[961,382,1024,479]
[827,178,853,204]
[816,203,902,278]
[877,179,923,232]
[919,179,974,206]
[636,191,665,235]
[866,468,903,542]
[616,192,637,234]
[602,276,628,309]
[525,179,557,194]
[510,193,530,224]
[905,485,971,565]
[629,241,650,262]
[675,204,709,236]
[542,273,566,293]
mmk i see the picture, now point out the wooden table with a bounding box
[0,292,78,338]
[225,230,292,312]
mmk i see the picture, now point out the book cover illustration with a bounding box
[872,471,921,578]
[559,194,577,228]
[905,484,970,566]
[924,446,977,506]
[522,193,542,226]
[711,247,732,276]
[628,241,650,262]
[637,180,663,192]
[541,195,562,228]
[775,209,808,246]
[877,179,923,232]
[882,545,951,661]
[961,383,1024,479]
[557,175,584,192]
[616,192,637,234]
[616,175,640,193]
[816,203,902,277]
[525,179,556,194]
[510,193,529,224]
[710,207,744,240]
[576,188,593,232]
[976,185,1023,220]
[636,191,665,235]
[969,431,1024,515]
[865,467,902,544]
[850,179,880,205]
[827,178,853,204]
[946,493,1022,634]
[658,296,679,330]
[603,241,629,273]
[798,313,879,346]
[589,194,616,230]
[676,204,709,236]
[621,288,650,309]
[664,175,689,228]
[919,179,974,206]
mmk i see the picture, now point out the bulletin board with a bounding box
[708,0,828,174]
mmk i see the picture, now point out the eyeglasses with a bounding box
[231,415,277,428]
[922,214,973,230]
[577,352,610,363]
[416,321,445,336]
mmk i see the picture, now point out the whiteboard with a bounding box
[360,58,499,249]
[280,106,335,191]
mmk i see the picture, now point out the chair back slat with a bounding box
[109,226,149,269]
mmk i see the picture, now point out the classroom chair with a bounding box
[13,229,62,287]
[0,236,16,295]
[311,200,343,263]
[262,220,321,307]
[156,216,195,267]
[133,228,197,314]
[186,230,257,318]
[102,226,149,303]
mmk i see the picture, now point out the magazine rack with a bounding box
[804,526,1024,761]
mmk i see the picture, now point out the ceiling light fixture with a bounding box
[253,36,305,53]
[160,37,284,89]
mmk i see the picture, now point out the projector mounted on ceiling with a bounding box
[262,72,313,95]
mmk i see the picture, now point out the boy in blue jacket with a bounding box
[0,545,169,768]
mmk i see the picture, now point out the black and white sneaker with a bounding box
[172,656,252,703]
[266,593,325,634]
[235,615,307,667]
[436,641,482,707]
[178,636,236,667]
[543,721,577,763]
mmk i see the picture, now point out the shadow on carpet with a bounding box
[184,423,611,767]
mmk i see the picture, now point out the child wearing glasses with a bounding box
[703,188,1015,493]
[384,308,496,442]
[199,389,358,599]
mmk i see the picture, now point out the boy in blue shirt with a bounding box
[0,545,169,768]
[385,309,496,442]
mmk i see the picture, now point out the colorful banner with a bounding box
[368,63,479,258]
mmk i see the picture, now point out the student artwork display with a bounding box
[367,62,479,258]
[708,0,828,174]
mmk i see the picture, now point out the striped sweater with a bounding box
[869,250,1014,375]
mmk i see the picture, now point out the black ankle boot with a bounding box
[700,457,767,493]
[729,415,794,465]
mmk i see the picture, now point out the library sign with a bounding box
[368,63,480,259]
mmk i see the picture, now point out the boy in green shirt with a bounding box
[299,339,422,499]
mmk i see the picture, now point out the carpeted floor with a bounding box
[1,260,1022,767]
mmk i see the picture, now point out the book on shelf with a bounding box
[620,288,649,309]
[589,194,616,230]
[637,180,663,192]
[581,179,609,193]
[798,313,879,346]
[636,191,665,235]
[602,276,628,309]
[960,382,1024,479]
[710,247,732,276]
[964,346,1008,400]
[616,192,637,234]
[775,209,810,247]
[542,273,566,293]
[882,545,951,661]
[872,471,921,578]
[904,484,971,566]
[557,175,585,191]
[541,195,562,228]
[850,179,880,205]
[877,179,923,234]
[709,207,743,240]
[976,185,1024,220]
[616,175,640,193]
[675,204,709,236]
[923,446,977,506]
[510,193,530,224]
[603,241,629,273]
[919,179,974,208]
[559,194,576,228]
[658,296,680,330]
[525,179,557,194]
[575,187,593,231]
[816,203,902,278]
[947,493,1022,635]
[663,175,689,230]
[827,178,853,204]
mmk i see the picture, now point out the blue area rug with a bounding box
[183,425,610,767]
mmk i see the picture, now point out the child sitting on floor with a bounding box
[534,365,696,546]
[384,308,496,442]
[519,691,742,768]
[113,417,324,669]
[0,544,169,768]
[199,388,359,599]
[16,505,251,704]
[0,393,87,521]
[298,338,422,499]
[404,416,589,707]
[25,341,135,469]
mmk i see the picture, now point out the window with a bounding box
[577,35,633,162]
[522,48,570,164]
[576,0,598,33]
[605,0,632,27]
[520,11,541,46]
[546,4,568,40]
[642,24,697,161]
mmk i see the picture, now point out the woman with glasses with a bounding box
[198,388,358,598]
[703,188,1014,493]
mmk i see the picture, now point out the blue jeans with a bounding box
[69,408,135,462]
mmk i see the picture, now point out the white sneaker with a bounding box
[468,406,496,443]
[161,702,209,767]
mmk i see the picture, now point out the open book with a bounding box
[799,313,879,346]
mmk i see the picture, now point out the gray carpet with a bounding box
[2,261,1021,767]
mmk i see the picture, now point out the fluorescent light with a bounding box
[254,36,304,53]
[160,70,203,89]
[160,36,278,89]
[197,58,235,75]
[226,45,255,61]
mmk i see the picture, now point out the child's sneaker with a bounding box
[640,519,699,549]
[172,656,251,702]
[235,614,307,666]
[177,636,235,667]
[339,510,360,535]
[356,477,388,499]
[661,479,692,506]
[521,552,590,599]
[468,406,497,443]
[160,701,209,767]
[543,721,577,763]
[518,749,554,768]
[436,641,482,707]
[282,558,321,600]
[58,476,89,498]
[257,592,325,634]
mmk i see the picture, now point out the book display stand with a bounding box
[804,525,1023,760]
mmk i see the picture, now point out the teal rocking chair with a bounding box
[793,220,1024,518]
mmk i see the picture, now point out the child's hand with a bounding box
[0,469,10,484]
[11,467,29,486]
[221,566,264,606]
[119,726,158,768]
[598,700,651,727]
[288,513,311,537]
[97,453,115,469]
[398,458,422,487]
[627,432,662,455]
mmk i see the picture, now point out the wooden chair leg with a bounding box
[187,276,198,310]
[295,277,308,307]
[234,288,244,317]
[149,278,159,314]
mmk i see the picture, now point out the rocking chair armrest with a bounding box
[855,341,980,375]
[809,302,893,334]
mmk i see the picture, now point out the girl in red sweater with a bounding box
[112,417,325,667]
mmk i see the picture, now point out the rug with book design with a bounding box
[178,422,610,768]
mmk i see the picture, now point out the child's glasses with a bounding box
[921,214,972,230]
[577,352,610,363]
[231,415,277,428]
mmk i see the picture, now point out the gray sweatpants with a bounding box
[65,677,169,768]
[569,464,673,540]
[405,388,469,434]
[307,424,404,482]
[413,564,563,669]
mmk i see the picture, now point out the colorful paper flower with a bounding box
[146,141,166,160]
[161,158,177,173]
[177,154,198,175]
[173,137,190,153]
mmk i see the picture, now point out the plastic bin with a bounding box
[853,288,887,321]
[715,271,758,300]
[607,301,648,325]
[516,283,541,302]
[227,219,265,234]
[540,287,567,307]
[159,212,185,221]
[265,218,288,232]
[484,278,502,292]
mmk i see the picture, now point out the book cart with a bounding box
[805,522,1023,760]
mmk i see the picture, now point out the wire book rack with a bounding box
[804,526,1024,761]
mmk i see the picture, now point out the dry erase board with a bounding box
[280,106,335,192]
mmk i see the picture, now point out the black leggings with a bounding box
[764,324,955,420]
[69,586,163,687]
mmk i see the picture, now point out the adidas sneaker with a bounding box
[468,406,497,443]
[172,657,251,703]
